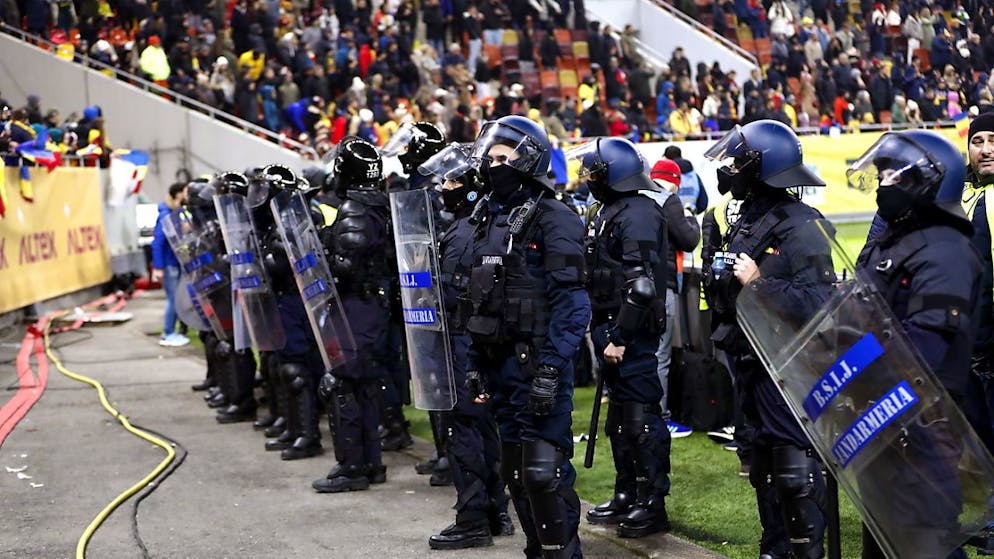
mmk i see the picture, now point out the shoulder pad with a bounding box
[338,199,368,220]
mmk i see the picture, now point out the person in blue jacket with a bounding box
[151,182,190,347]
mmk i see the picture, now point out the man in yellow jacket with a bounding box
[139,35,171,86]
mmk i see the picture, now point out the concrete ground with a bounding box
[0,291,726,559]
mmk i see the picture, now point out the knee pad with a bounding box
[772,446,821,501]
[749,449,775,491]
[280,363,309,394]
[605,400,623,439]
[620,401,649,443]
[521,440,564,496]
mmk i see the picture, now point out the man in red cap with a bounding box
[649,158,700,439]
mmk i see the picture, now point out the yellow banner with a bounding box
[800,128,964,216]
[0,167,111,313]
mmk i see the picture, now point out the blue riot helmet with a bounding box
[469,114,553,193]
[847,130,966,226]
[704,119,825,197]
[564,137,656,202]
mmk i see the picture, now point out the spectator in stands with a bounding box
[23,0,49,37]
[24,95,43,125]
[767,0,795,38]
[667,100,702,139]
[151,182,190,348]
[139,35,171,87]
[668,47,691,80]
[868,63,893,120]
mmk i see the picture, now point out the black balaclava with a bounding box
[483,160,525,201]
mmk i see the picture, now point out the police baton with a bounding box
[584,370,605,469]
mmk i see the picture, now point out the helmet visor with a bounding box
[563,139,603,182]
[380,123,415,157]
[702,125,748,165]
[246,176,271,208]
[469,120,543,175]
[418,143,474,181]
[846,134,940,195]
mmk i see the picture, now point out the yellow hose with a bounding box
[42,316,177,559]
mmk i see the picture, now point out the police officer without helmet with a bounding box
[312,137,394,493]
[961,112,994,455]
[571,137,674,539]
[849,130,981,559]
[462,115,591,558]
[416,143,515,549]
[703,119,831,559]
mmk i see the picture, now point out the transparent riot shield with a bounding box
[270,189,355,372]
[175,279,211,332]
[213,193,287,352]
[389,188,456,411]
[161,210,232,340]
[737,219,994,559]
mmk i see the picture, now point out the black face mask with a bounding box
[587,174,610,202]
[440,184,480,211]
[485,163,524,200]
[876,187,916,223]
[718,166,752,200]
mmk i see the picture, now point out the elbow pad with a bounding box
[614,276,658,342]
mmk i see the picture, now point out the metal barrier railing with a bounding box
[645,0,758,66]
[0,22,320,161]
[654,120,958,141]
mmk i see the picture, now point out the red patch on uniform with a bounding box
[770,247,780,256]
[900,277,910,287]
[528,242,539,250]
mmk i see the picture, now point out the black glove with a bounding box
[528,365,559,415]
[466,370,488,401]
[317,372,339,405]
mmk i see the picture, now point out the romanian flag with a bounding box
[15,139,63,203]
[954,112,970,138]
[107,149,150,206]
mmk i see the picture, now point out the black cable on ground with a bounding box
[127,421,189,559]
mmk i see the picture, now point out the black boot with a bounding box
[415,451,439,475]
[312,463,370,493]
[263,416,287,437]
[366,463,387,484]
[216,402,257,423]
[586,492,634,525]
[616,495,670,538]
[281,378,322,460]
[190,378,214,391]
[380,405,413,451]
[216,350,257,423]
[264,429,293,451]
[204,385,221,402]
[488,509,515,537]
[253,352,279,430]
[429,456,454,486]
[206,391,228,408]
[428,520,494,550]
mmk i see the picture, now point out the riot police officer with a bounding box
[312,136,394,493]
[378,121,447,460]
[573,137,672,538]
[461,115,591,558]
[252,165,324,460]
[416,144,516,548]
[702,119,830,559]
[208,171,261,425]
[849,130,980,559]
[183,177,238,413]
